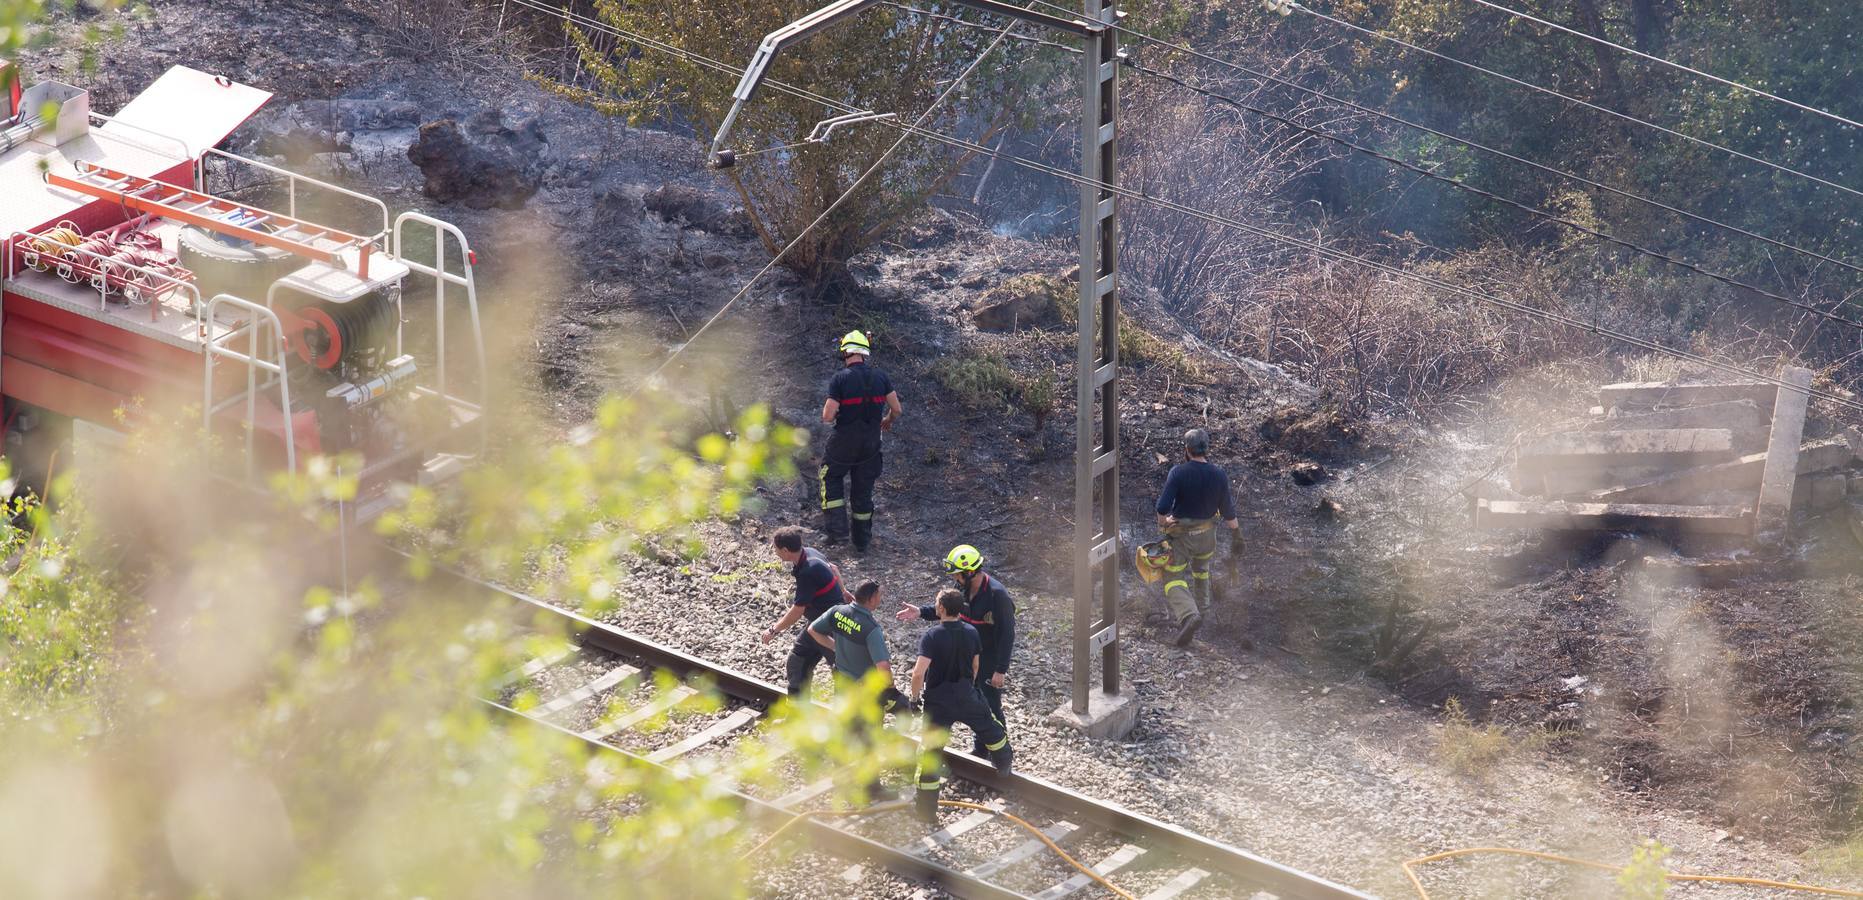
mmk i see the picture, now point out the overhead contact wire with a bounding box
[606,8,1025,396]
[1283,1,1863,200]
[508,0,1863,416]
[1016,0,1863,281]
[1119,57,1863,329]
[1463,0,1863,132]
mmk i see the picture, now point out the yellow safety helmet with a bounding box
[839,330,871,357]
[942,544,983,574]
[1135,539,1171,584]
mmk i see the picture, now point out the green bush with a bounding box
[1617,839,1671,899]
[931,351,1017,411]
[1017,370,1057,431]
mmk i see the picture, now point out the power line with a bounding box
[1463,0,1863,132]
[1282,1,1863,201]
[505,0,1863,414]
[881,1,1080,55]
[591,6,1022,394]
[1119,56,1863,329]
[1015,0,1863,280]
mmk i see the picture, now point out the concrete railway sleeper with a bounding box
[418,562,1368,899]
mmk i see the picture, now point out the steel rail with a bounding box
[408,555,1370,900]
[484,698,1027,900]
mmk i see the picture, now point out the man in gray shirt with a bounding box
[810,581,906,802]
[809,580,904,710]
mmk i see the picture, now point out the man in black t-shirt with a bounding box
[909,588,1012,824]
[896,544,1015,757]
[761,526,855,699]
[819,330,901,551]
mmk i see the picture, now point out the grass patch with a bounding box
[1047,281,1199,375]
[1436,697,1543,776]
[931,349,1061,428]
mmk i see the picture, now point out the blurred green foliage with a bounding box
[0,401,920,897]
[1258,1,1859,295]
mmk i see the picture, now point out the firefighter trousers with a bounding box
[972,680,1005,755]
[1162,520,1218,624]
[821,433,882,547]
[915,680,1011,819]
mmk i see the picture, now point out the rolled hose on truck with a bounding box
[290,292,397,370]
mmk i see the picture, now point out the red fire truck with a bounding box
[1,62,485,516]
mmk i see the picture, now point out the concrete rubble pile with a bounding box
[1475,367,1863,543]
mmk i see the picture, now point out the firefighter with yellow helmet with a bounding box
[819,330,901,551]
[897,544,1017,757]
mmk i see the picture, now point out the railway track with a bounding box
[421,562,1371,900]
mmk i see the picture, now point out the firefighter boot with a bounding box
[851,513,873,552]
[821,505,849,546]
[1174,611,1203,647]
[915,787,939,825]
[990,744,1014,776]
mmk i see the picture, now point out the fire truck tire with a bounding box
[176,226,304,301]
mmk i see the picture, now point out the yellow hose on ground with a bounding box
[1403,846,1863,899]
[742,798,1138,900]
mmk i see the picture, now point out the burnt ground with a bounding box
[23,1,1863,895]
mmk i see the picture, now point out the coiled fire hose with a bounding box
[1403,847,1863,898]
[743,798,1139,900]
[23,224,82,268]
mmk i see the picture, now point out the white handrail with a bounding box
[198,147,392,250]
[203,292,296,478]
[393,211,488,455]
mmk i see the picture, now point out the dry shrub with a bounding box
[1203,247,1586,419]
[349,0,510,69]
[1119,34,1347,311]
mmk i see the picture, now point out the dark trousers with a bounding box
[973,680,1005,753]
[821,433,882,547]
[784,631,834,699]
[915,680,1011,819]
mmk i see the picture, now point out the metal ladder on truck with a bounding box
[46,160,381,279]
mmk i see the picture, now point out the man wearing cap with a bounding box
[1155,428,1241,647]
[820,330,901,552]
